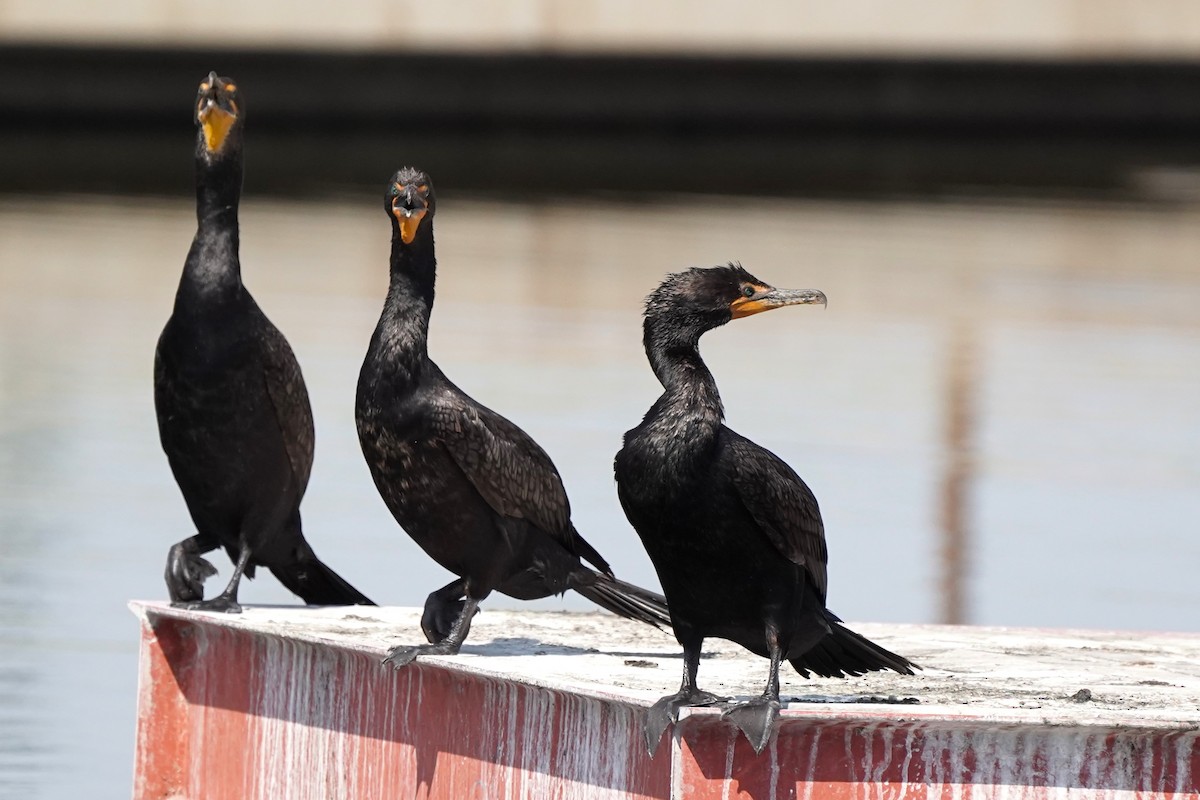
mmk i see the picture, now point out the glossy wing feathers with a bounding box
[437,396,578,549]
[259,320,315,492]
[726,431,829,601]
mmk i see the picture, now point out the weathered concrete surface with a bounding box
[131,602,1200,798]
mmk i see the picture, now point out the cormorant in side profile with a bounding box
[356,167,670,666]
[154,72,373,612]
[614,265,915,754]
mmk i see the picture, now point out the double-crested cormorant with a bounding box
[356,167,670,666]
[614,264,915,754]
[154,72,373,612]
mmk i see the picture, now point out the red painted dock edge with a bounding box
[132,605,1200,799]
[134,611,667,799]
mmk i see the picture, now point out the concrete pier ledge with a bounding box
[130,601,1200,798]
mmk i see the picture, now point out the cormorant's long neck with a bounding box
[389,226,436,309]
[372,226,437,381]
[177,145,243,305]
[195,144,242,221]
[642,318,725,446]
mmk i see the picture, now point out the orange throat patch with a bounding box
[395,208,428,244]
[199,105,237,153]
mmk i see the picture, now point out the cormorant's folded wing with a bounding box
[437,397,574,542]
[260,321,315,492]
[726,431,829,601]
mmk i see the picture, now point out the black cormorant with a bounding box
[154,72,373,612]
[614,264,915,754]
[356,167,670,666]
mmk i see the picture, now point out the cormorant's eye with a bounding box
[741,286,755,298]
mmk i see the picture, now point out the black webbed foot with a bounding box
[644,688,725,755]
[165,542,218,603]
[175,595,243,614]
[381,640,462,670]
[420,597,474,643]
[722,696,781,754]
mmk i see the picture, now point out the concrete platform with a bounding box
[130,601,1200,798]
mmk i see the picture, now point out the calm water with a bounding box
[1,192,1199,797]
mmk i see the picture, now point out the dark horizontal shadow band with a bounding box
[5,43,1200,199]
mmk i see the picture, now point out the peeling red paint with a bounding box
[133,613,669,799]
[674,715,1200,799]
[134,614,195,800]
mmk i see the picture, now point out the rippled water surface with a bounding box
[1,192,1198,797]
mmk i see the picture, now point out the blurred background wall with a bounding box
[7,0,1200,54]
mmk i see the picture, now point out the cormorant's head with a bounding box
[194,72,242,157]
[645,263,826,336]
[386,167,436,244]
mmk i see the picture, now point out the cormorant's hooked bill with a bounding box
[730,285,827,318]
[195,71,240,154]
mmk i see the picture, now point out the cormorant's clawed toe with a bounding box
[382,640,462,670]
[643,698,677,755]
[382,646,420,669]
[176,596,242,614]
[722,697,781,754]
[165,547,219,603]
[644,689,727,755]
[167,582,203,604]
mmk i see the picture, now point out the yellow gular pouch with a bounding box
[729,286,775,319]
[198,104,237,153]
[395,208,427,244]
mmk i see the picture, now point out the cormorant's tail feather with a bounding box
[789,611,917,679]
[269,558,375,607]
[572,571,671,630]
[568,524,614,578]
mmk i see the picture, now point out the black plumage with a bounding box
[154,72,373,611]
[356,167,670,666]
[614,265,915,754]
